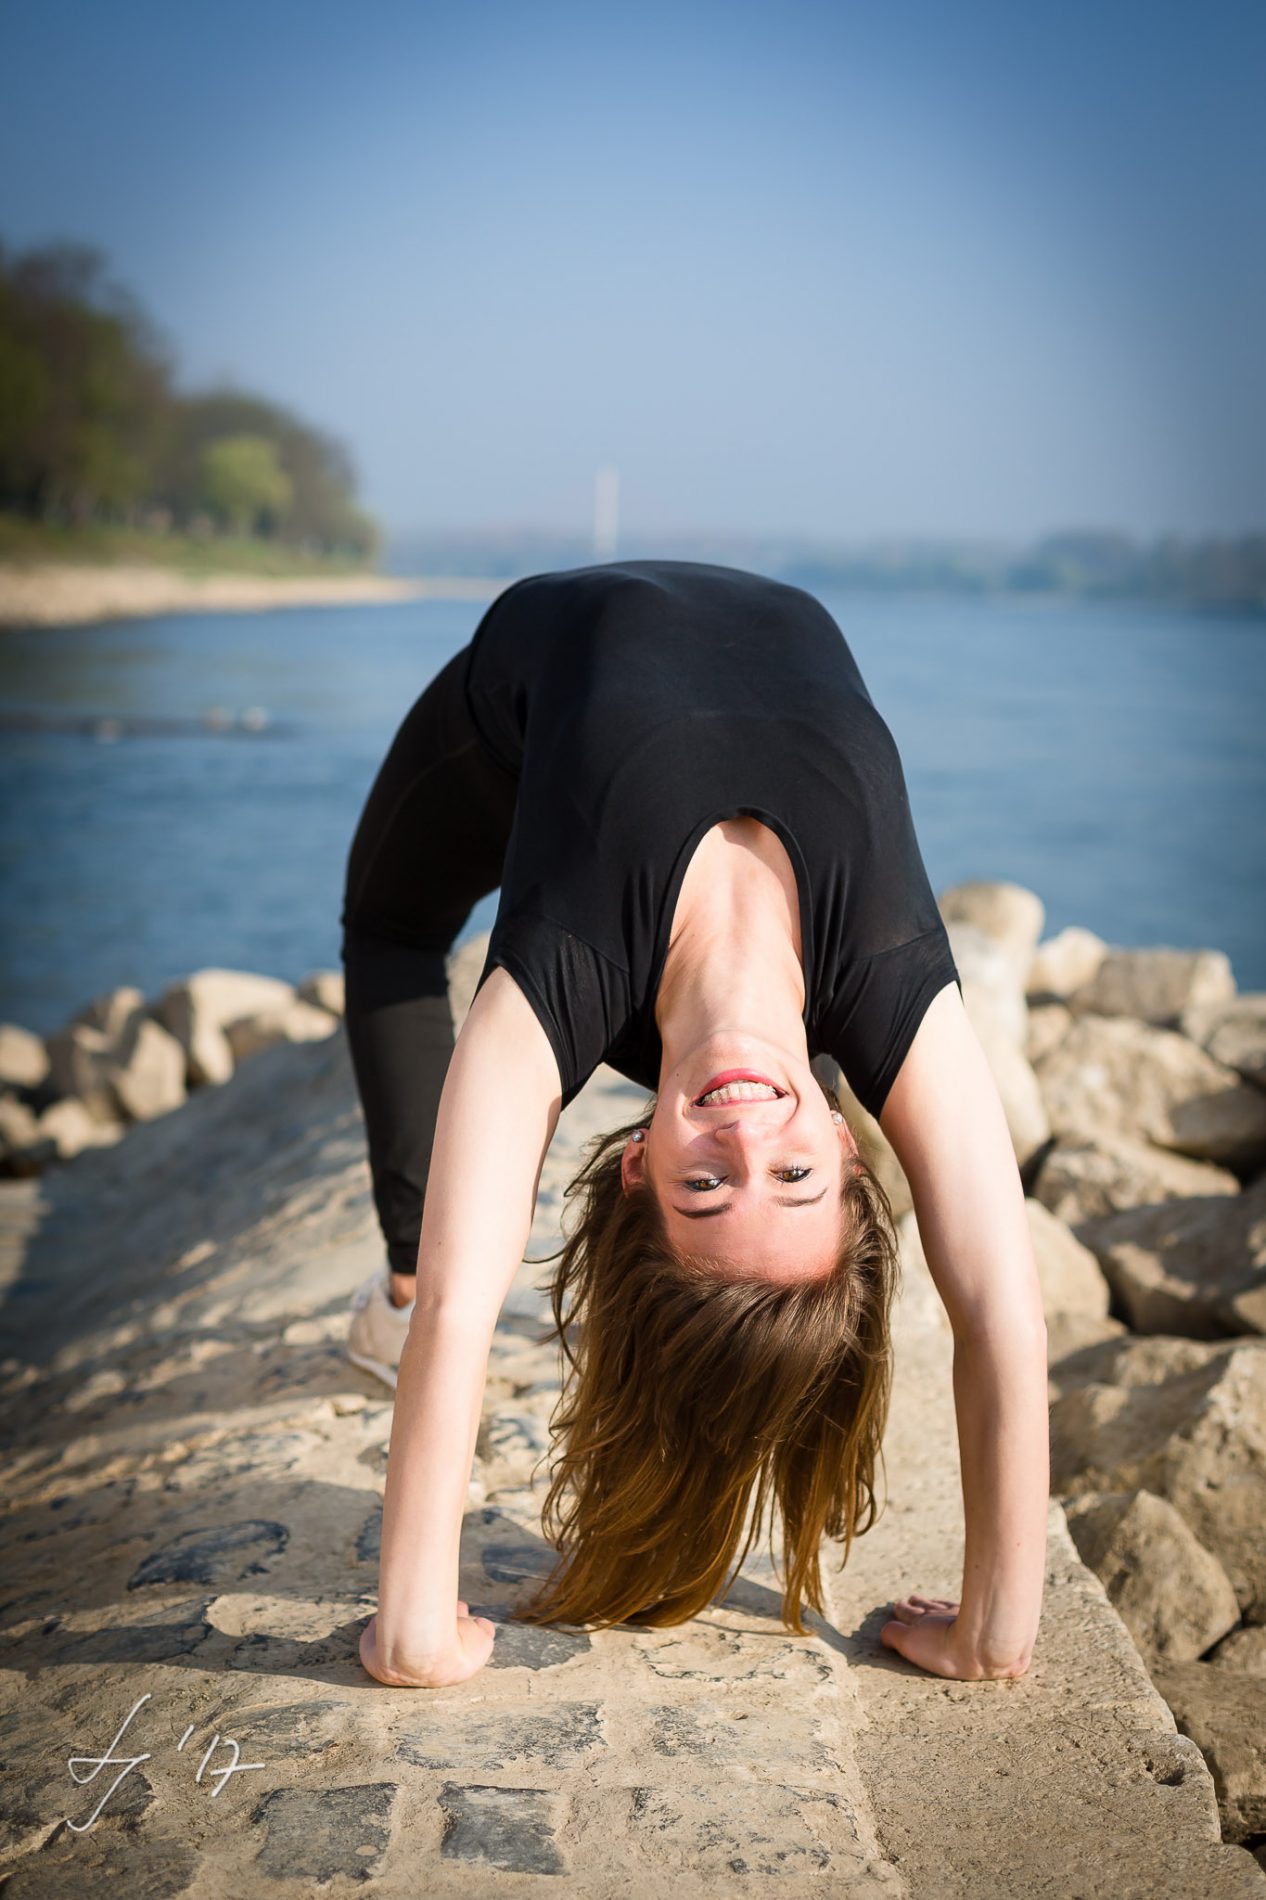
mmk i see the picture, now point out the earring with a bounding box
[831,1111,843,1124]
[632,1130,645,1141]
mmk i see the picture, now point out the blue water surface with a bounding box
[1,587,1262,1037]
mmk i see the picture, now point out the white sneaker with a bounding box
[347,1265,415,1391]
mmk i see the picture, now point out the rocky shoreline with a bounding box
[829,886,1266,1860]
[1,885,1264,1885]
[0,562,503,629]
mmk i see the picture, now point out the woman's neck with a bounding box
[654,820,809,1076]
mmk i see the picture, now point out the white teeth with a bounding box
[697,1081,781,1105]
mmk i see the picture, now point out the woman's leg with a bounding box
[339,643,518,1294]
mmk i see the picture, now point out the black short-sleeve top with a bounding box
[466,559,961,1120]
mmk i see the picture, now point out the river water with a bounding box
[1,586,1262,1037]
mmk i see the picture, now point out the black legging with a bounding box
[339,644,519,1277]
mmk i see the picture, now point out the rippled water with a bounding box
[1,586,1262,1036]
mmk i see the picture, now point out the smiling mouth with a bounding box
[693,1069,788,1108]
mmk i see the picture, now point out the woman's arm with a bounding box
[360,966,562,1688]
[871,980,1050,1680]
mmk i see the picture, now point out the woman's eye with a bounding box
[682,1167,812,1193]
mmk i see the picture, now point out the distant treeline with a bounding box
[391,526,1266,612]
[782,530,1266,613]
[0,240,376,558]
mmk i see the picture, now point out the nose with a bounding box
[709,1114,778,1140]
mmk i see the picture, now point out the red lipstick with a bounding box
[693,1069,786,1106]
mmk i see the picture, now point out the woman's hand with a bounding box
[359,1601,496,1688]
[879,1594,1032,1681]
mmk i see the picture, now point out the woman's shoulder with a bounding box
[472,911,633,1113]
[460,961,566,1111]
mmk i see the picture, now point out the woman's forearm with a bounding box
[949,1323,1050,1670]
[362,966,562,1675]
[372,1303,495,1666]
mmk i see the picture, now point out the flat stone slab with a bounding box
[0,1027,1262,1895]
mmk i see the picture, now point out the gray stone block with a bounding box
[251,1783,396,1884]
[437,1782,566,1876]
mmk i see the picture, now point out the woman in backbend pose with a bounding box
[339,560,1049,1689]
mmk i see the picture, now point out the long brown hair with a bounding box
[515,1078,901,1636]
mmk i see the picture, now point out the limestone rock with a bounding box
[945,919,1028,1047]
[1065,946,1237,1028]
[44,995,185,1126]
[968,1014,1051,1171]
[1048,1331,1216,1399]
[297,969,345,1016]
[1026,925,1109,1001]
[938,879,1045,976]
[110,1014,187,1121]
[1049,1334,1266,1622]
[1075,1175,1266,1339]
[1181,993,1266,1091]
[1045,1308,1127,1370]
[224,998,341,1063]
[1025,999,1074,1065]
[44,1017,132,1122]
[938,912,1052,1168]
[0,1023,48,1093]
[1033,1128,1241,1227]
[447,931,491,1036]
[1062,1489,1240,1661]
[35,1096,125,1163]
[893,1210,952,1333]
[1207,1626,1266,1675]
[1025,1196,1111,1320]
[1147,1659,1266,1843]
[151,968,297,1085]
[1032,1012,1266,1170]
[901,1198,1106,1339]
[0,1093,42,1158]
[70,982,147,1040]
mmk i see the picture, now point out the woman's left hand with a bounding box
[879,1594,1031,1680]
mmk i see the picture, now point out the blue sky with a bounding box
[2,0,1262,543]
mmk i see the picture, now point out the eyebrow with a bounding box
[670,1185,830,1219]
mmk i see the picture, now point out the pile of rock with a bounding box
[830,881,1266,1858]
[0,968,345,1176]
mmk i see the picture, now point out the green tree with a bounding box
[199,433,293,535]
[0,235,379,557]
[0,239,172,521]
[159,388,378,556]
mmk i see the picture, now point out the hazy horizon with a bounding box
[3,0,1262,548]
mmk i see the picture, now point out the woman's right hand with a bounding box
[358,1602,496,1688]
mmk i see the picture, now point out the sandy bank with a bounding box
[0,561,505,629]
